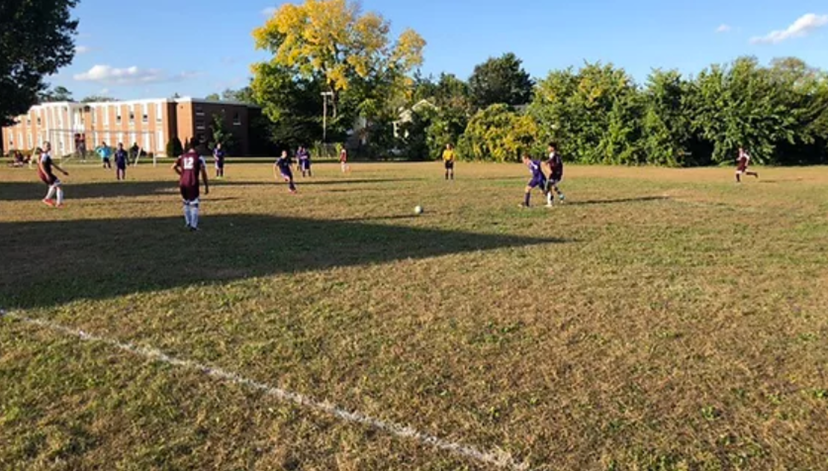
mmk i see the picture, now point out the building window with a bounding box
[142,104,148,123]
[233,112,241,126]
[103,107,110,125]
[28,133,33,148]
[195,120,205,130]
[156,107,163,122]
[91,109,97,125]
[195,105,204,116]
[129,110,135,124]
[37,116,41,125]
[116,108,122,125]
[26,117,31,125]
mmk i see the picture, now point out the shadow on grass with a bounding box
[0,215,565,309]
[0,179,423,202]
[565,196,668,206]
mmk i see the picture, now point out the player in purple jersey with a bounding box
[213,143,226,179]
[114,143,129,181]
[296,146,312,177]
[172,144,209,231]
[544,142,566,207]
[520,153,547,208]
[37,142,69,207]
[274,150,297,193]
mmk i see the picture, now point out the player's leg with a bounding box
[190,198,200,230]
[522,183,534,207]
[43,182,57,205]
[180,188,192,228]
[736,170,742,183]
[54,182,64,206]
[747,170,759,179]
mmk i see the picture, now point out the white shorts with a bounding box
[183,197,200,206]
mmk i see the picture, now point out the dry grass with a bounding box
[1,161,828,470]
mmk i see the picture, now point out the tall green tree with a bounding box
[468,53,533,110]
[0,0,78,125]
[692,57,797,164]
[39,85,74,102]
[529,62,642,164]
[640,69,695,166]
[209,114,235,152]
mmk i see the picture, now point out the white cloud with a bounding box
[750,13,828,44]
[75,45,91,54]
[99,88,110,95]
[261,6,277,17]
[73,65,200,85]
[716,24,731,33]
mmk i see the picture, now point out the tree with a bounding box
[458,104,539,162]
[692,57,798,165]
[253,0,426,119]
[209,114,235,151]
[468,53,534,110]
[205,93,221,101]
[166,137,183,157]
[0,0,78,126]
[222,86,256,104]
[39,85,74,102]
[251,63,324,147]
[81,95,116,103]
[529,62,642,164]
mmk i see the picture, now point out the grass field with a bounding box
[2,161,828,470]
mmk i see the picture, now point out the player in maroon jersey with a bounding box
[172,143,209,231]
[37,142,69,207]
[735,147,759,183]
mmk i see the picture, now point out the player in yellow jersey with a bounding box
[442,143,456,180]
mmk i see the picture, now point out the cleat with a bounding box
[42,199,55,207]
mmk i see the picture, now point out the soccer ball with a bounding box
[414,205,423,215]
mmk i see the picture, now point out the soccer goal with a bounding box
[47,128,161,165]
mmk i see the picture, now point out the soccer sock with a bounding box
[524,192,531,206]
[56,188,64,205]
[183,203,191,227]
[547,192,553,205]
[45,186,56,201]
[191,204,199,229]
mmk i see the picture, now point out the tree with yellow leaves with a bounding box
[253,0,425,121]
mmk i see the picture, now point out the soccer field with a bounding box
[2,162,828,470]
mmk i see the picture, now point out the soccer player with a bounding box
[172,143,209,231]
[213,142,226,179]
[736,147,759,183]
[544,142,566,207]
[114,143,128,181]
[339,148,349,173]
[96,142,112,169]
[296,146,312,178]
[37,142,69,208]
[442,143,456,180]
[521,153,546,208]
[274,150,297,193]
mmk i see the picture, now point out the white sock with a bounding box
[183,203,191,227]
[190,204,199,229]
[56,188,64,205]
[547,193,553,205]
[45,186,56,200]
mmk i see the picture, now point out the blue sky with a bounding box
[57,0,828,100]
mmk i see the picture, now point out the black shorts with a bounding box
[444,161,454,170]
[180,185,200,202]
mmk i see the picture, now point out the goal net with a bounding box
[47,128,161,166]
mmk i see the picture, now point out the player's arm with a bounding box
[52,161,69,176]
[200,161,209,194]
[172,159,182,175]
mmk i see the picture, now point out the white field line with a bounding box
[1,310,529,471]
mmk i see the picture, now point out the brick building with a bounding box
[1,97,257,157]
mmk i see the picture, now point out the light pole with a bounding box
[321,91,334,142]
